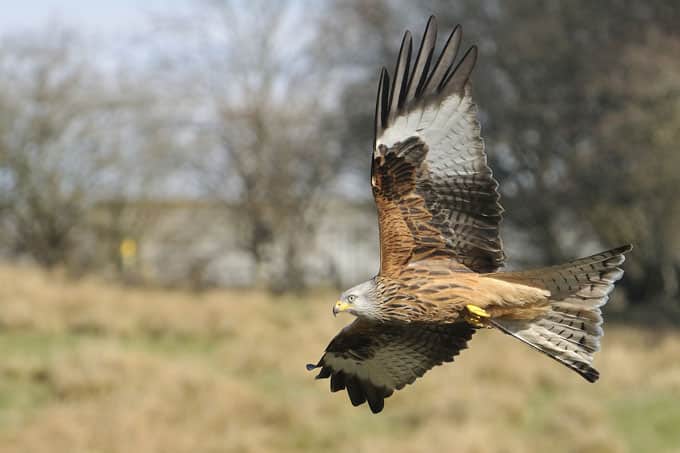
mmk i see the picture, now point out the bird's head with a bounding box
[334,280,379,319]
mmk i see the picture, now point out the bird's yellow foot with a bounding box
[465,304,491,328]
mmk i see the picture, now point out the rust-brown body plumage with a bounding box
[308,16,631,413]
[373,265,549,324]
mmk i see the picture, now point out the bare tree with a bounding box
[153,0,344,291]
[583,30,680,305]
[0,25,168,274]
[0,28,101,267]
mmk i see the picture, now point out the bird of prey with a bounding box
[307,16,631,414]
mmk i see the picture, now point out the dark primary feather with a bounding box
[404,16,437,104]
[387,31,412,123]
[444,46,478,95]
[373,68,390,150]
[422,24,461,95]
[307,319,475,413]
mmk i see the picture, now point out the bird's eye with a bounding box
[347,295,357,303]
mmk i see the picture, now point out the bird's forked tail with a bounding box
[487,245,632,382]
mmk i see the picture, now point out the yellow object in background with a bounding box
[120,239,137,260]
[120,239,138,274]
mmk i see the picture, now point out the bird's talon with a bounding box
[465,304,490,328]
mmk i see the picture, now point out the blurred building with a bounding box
[90,199,380,289]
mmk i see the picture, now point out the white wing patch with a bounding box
[377,91,467,150]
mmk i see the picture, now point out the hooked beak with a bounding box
[333,300,351,316]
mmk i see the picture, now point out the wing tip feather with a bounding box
[423,23,462,95]
[377,18,481,140]
[405,15,438,103]
[441,44,478,98]
[374,66,391,147]
[388,30,413,121]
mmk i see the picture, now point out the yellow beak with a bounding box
[333,300,351,316]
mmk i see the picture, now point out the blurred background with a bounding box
[1,1,679,452]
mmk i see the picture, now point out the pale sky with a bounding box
[0,0,188,35]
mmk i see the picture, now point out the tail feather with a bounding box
[490,245,632,382]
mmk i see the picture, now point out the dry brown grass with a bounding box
[1,263,679,453]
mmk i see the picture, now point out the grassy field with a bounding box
[0,264,679,453]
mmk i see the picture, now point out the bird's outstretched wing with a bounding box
[307,319,475,413]
[372,16,504,277]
